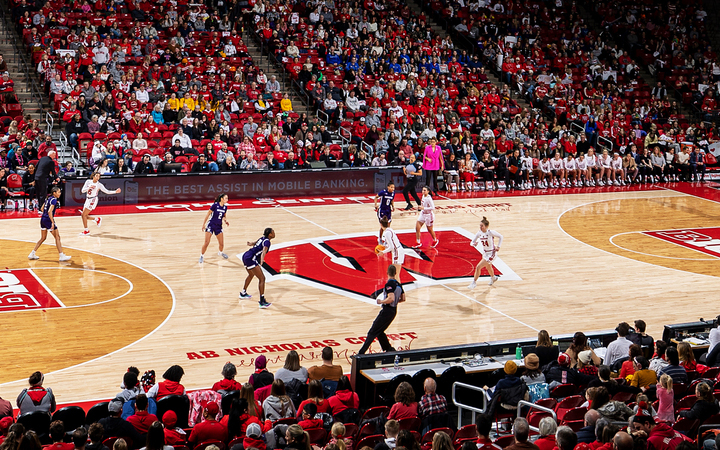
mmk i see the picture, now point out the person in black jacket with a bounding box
[35,151,58,205]
[576,409,601,444]
[65,113,85,149]
[133,154,155,174]
[22,163,37,209]
[98,401,143,445]
[527,330,560,368]
[505,149,522,191]
[191,154,210,172]
[678,381,719,423]
[282,152,299,170]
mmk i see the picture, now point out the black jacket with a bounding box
[678,399,719,423]
[133,161,155,174]
[35,156,56,180]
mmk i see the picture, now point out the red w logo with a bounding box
[262,229,518,301]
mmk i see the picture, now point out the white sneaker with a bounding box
[218,251,229,259]
[621,181,626,186]
[199,255,204,263]
[468,281,477,289]
[598,180,605,186]
[80,229,90,236]
[96,217,102,227]
[28,252,39,260]
[614,180,620,186]
[59,254,71,262]
[488,275,498,286]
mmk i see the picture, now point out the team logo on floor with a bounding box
[262,228,521,303]
[0,269,64,312]
[643,228,720,258]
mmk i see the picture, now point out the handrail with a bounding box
[452,382,488,429]
[339,125,352,149]
[597,135,614,153]
[570,122,585,139]
[517,400,557,433]
[45,111,54,136]
[361,140,374,158]
[317,109,328,125]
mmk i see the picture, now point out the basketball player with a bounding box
[414,187,438,248]
[564,153,578,187]
[611,152,626,186]
[378,217,404,274]
[468,216,503,288]
[374,181,395,244]
[549,152,565,188]
[199,193,230,263]
[358,264,405,355]
[80,172,121,235]
[576,153,590,186]
[28,187,71,261]
[239,227,275,309]
[585,148,599,186]
[598,149,612,186]
[536,155,551,188]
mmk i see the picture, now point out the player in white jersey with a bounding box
[549,152,566,188]
[564,154,578,186]
[585,148,599,186]
[414,186,439,248]
[535,155,552,188]
[80,171,121,235]
[468,216,504,288]
[379,217,404,274]
[575,153,590,186]
[598,149,613,185]
[520,152,534,189]
[610,152,626,185]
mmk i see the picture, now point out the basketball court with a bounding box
[0,184,718,405]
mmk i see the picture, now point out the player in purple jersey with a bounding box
[374,181,395,244]
[200,193,230,263]
[28,187,71,261]
[239,227,275,309]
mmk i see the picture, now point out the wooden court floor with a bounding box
[0,188,718,403]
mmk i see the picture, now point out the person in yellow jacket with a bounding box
[167,92,181,111]
[180,92,197,111]
[280,93,293,113]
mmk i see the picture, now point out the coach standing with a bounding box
[358,265,405,355]
[35,150,58,205]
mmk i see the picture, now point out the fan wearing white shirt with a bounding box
[468,216,503,288]
[80,172,121,235]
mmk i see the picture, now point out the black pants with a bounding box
[425,169,439,193]
[358,306,397,354]
[403,177,421,206]
[35,177,48,205]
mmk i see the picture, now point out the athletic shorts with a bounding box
[417,212,434,227]
[242,253,259,269]
[481,250,496,263]
[205,223,223,235]
[378,209,392,222]
[392,248,405,265]
[83,197,99,211]
[40,217,54,230]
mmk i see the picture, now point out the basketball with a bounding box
[374,244,386,254]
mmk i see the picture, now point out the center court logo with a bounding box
[0,269,64,312]
[260,227,521,303]
[644,228,720,258]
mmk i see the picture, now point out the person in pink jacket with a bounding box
[423,138,444,195]
[655,374,675,423]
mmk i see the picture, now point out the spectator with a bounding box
[707,316,720,367]
[489,361,522,400]
[629,320,654,348]
[656,375,675,424]
[191,154,211,172]
[619,345,643,380]
[161,411,186,445]
[505,418,539,450]
[678,381,719,423]
[528,330,560,367]
[605,323,633,367]
[677,342,698,372]
[116,371,143,403]
[16,371,55,415]
[567,332,601,368]
[388,382,418,420]
[127,394,158,434]
[72,427,88,450]
[629,357,657,389]
[141,422,172,450]
[592,387,633,421]
[535,417,557,450]
[248,354,274,389]
[296,380,329,417]
[146,365,185,400]
[577,410,601,444]
[418,378,447,419]
[188,403,227,447]
[133,154,155,175]
[172,128,192,149]
[98,401,142,444]
[297,403,322,430]
[0,394,10,419]
[630,414,690,450]
[47,421,73,450]
[212,362,242,392]
[308,347,343,381]
[274,351,308,385]
[650,340,670,375]
[659,347,688,384]
[555,426,577,450]
[327,376,359,417]
[86,424,109,450]
[521,354,546,386]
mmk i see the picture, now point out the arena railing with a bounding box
[597,136,614,153]
[316,109,329,125]
[452,382,488,429]
[517,400,557,433]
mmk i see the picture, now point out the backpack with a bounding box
[285,378,304,409]
[527,383,549,403]
[321,379,338,398]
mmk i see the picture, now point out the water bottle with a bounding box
[515,344,522,360]
[394,354,399,370]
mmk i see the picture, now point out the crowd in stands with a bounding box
[2,319,720,450]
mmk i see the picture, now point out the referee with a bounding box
[402,153,423,211]
[358,265,405,355]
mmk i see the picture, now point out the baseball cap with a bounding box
[108,401,123,414]
[205,402,219,416]
[246,423,262,438]
[162,410,177,428]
